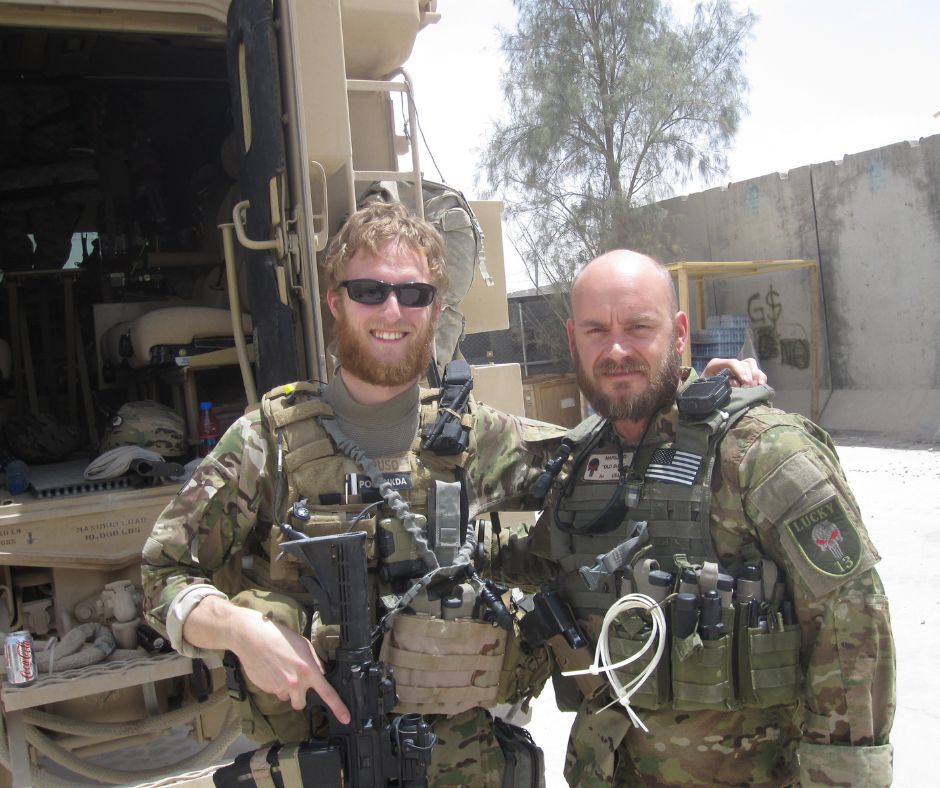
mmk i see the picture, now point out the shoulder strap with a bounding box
[689,383,775,436]
[727,383,775,416]
[668,382,776,569]
[259,382,334,519]
[261,381,330,425]
[421,360,474,455]
[260,382,334,469]
[563,413,607,445]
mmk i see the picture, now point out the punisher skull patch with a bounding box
[582,452,631,481]
[785,496,860,577]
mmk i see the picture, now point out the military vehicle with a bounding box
[0,1,514,784]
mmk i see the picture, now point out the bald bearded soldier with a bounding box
[505,250,894,787]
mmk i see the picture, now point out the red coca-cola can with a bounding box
[4,631,36,686]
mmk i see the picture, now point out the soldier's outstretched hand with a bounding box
[182,593,351,724]
[236,613,351,723]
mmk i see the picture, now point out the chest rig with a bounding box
[549,386,773,617]
[255,380,475,594]
[259,377,527,717]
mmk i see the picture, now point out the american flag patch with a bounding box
[645,448,702,486]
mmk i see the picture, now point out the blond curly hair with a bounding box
[322,202,447,293]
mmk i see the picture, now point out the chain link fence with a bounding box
[461,294,571,377]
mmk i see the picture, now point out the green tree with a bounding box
[481,0,754,299]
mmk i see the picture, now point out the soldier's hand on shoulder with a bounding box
[702,357,767,387]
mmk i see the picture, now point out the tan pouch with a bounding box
[228,590,313,742]
[380,612,507,716]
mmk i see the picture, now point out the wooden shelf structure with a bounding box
[1,654,195,787]
[665,259,821,421]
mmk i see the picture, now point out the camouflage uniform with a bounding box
[141,381,563,787]
[511,376,895,787]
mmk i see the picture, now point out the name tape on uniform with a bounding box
[583,452,633,482]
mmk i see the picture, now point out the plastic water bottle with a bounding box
[4,459,29,495]
[197,401,222,458]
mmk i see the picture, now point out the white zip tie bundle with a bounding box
[561,592,668,732]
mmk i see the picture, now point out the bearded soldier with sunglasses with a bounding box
[140,201,573,786]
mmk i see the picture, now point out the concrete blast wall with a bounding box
[661,134,940,442]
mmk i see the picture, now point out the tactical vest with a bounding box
[547,385,803,714]
[549,385,773,618]
[252,382,470,589]
[256,381,521,717]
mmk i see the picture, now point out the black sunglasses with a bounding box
[340,279,438,308]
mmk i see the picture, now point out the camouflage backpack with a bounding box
[2,412,81,463]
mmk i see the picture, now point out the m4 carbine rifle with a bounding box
[214,530,436,787]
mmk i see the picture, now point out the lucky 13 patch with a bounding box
[785,496,861,576]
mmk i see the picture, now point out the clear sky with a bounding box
[404,0,940,290]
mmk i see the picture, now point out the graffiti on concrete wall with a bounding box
[747,284,810,369]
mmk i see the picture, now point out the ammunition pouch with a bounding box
[604,598,801,713]
[607,615,671,710]
[670,605,736,711]
[379,612,508,716]
[493,717,546,788]
[734,603,802,708]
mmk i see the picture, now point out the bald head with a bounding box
[571,250,678,316]
[566,249,688,439]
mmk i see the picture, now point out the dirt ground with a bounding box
[525,434,939,787]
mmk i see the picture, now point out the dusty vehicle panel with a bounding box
[0,1,514,784]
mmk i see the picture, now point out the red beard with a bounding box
[334,303,435,387]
